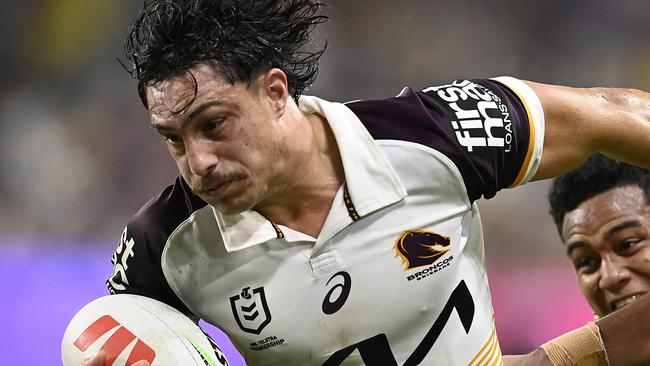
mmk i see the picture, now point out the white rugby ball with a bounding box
[61,294,230,366]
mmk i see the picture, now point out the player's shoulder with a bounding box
[344,86,440,142]
[344,78,529,144]
[129,176,207,238]
[345,78,539,202]
[345,86,425,120]
[107,177,206,314]
[345,78,517,120]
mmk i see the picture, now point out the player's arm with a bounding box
[595,292,650,366]
[106,178,206,317]
[504,294,650,366]
[106,223,195,317]
[81,350,106,366]
[525,81,650,180]
[502,350,551,366]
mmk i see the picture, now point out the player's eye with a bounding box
[575,256,599,273]
[618,238,641,252]
[164,135,183,146]
[203,118,225,132]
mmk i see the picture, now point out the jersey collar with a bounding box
[216,95,407,252]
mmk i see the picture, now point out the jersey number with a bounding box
[322,280,474,366]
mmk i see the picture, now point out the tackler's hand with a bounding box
[81,350,151,366]
[503,349,553,366]
[80,350,105,366]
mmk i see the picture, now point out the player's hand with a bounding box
[503,348,552,366]
[81,350,106,366]
[81,350,151,366]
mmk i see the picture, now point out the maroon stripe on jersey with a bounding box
[346,80,531,203]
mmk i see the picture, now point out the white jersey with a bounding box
[108,77,544,365]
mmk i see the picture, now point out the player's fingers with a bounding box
[81,350,106,366]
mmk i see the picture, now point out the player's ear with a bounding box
[262,68,289,117]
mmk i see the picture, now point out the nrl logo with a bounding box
[394,230,451,270]
[229,286,272,335]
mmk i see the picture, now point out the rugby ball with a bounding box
[61,294,230,366]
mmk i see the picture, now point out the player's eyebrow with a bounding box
[566,220,645,256]
[150,121,175,132]
[150,100,229,131]
[566,241,587,256]
[186,100,229,121]
[605,220,644,239]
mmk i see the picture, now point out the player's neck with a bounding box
[254,188,340,238]
[255,112,344,238]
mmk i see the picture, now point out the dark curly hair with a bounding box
[548,154,650,238]
[121,0,328,110]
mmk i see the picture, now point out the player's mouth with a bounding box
[611,292,646,311]
[200,175,246,198]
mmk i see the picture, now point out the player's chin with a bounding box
[200,182,255,213]
[209,194,256,216]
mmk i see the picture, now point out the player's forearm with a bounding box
[526,81,650,180]
[503,349,552,366]
[596,293,650,366]
[594,87,650,170]
[532,294,650,366]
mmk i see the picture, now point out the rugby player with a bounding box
[505,155,650,365]
[83,1,650,365]
[548,155,650,365]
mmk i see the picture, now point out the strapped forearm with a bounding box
[541,293,650,366]
[540,322,609,366]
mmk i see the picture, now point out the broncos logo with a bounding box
[394,230,451,270]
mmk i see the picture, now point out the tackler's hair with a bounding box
[548,153,650,238]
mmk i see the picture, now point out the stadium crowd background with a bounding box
[1,0,649,364]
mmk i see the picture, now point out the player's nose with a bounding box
[186,140,218,177]
[598,255,631,292]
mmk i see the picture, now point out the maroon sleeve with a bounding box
[347,78,532,202]
[105,176,207,316]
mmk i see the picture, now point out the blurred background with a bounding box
[1,0,649,364]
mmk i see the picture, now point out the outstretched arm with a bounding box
[596,293,650,366]
[503,349,551,366]
[525,81,650,180]
[503,294,650,366]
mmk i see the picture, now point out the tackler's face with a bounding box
[562,185,650,317]
[145,63,292,215]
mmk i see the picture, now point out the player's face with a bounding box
[145,63,292,215]
[562,185,650,317]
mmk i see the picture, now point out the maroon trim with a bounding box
[268,220,285,239]
[343,183,360,221]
